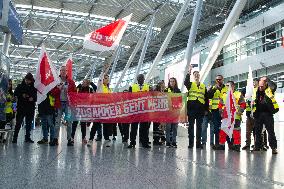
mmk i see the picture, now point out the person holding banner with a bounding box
[71,79,94,144]
[165,77,181,148]
[12,73,37,143]
[215,81,246,152]
[184,66,208,149]
[51,66,76,146]
[207,74,227,148]
[128,74,151,149]
[252,79,279,154]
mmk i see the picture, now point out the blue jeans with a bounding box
[55,102,72,140]
[40,114,55,140]
[166,123,178,143]
[201,114,214,145]
[211,110,221,145]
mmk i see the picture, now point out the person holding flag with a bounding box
[214,81,246,152]
[51,66,76,146]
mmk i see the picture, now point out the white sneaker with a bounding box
[87,140,93,147]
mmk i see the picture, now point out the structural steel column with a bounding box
[134,15,155,82]
[114,20,152,91]
[145,0,192,83]
[181,0,203,91]
[199,0,248,82]
[1,33,11,74]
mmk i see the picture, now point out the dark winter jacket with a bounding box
[14,80,37,114]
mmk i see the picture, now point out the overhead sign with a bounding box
[0,0,23,45]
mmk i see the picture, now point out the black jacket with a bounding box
[14,80,37,114]
[254,89,279,117]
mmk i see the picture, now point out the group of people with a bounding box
[3,64,280,155]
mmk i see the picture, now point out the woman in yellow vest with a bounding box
[4,79,15,129]
[165,77,181,148]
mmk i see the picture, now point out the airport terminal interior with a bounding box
[0,0,284,188]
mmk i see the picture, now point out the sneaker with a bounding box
[87,140,93,147]
[127,144,135,148]
[82,138,88,144]
[233,145,241,152]
[67,140,74,146]
[142,144,151,148]
[49,139,56,146]
[37,139,48,144]
[166,142,171,147]
[95,138,102,142]
[188,144,193,149]
[272,149,278,154]
[213,145,225,150]
[25,138,34,143]
[153,141,162,146]
[172,142,177,148]
[242,145,250,150]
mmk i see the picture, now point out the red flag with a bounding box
[83,14,132,51]
[34,45,60,104]
[221,85,237,138]
[65,56,73,79]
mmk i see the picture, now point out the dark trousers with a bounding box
[13,111,34,140]
[211,110,221,145]
[103,123,113,140]
[89,122,102,140]
[118,123,129,141]
[112,124,118,137]
[71,121,88,140]
[188,111,203,146]
[130,122,149,146]
[153,122,162,143]
[254,113,277,149]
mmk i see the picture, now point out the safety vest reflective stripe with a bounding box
[253,87,279,112]
[211,86,228,110]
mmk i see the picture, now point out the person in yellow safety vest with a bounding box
[207,74,227,148]
[184,65,209,149]
[128,74,151,149]
[242,79,259,150]
[98,74,113,147]
[252,79,279,155]
[214,81,246,152]
[4,79,15,130]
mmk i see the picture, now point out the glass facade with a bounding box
[212,20,284,69]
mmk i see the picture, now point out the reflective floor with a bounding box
[0,122,284,189]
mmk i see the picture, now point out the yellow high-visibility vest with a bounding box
[211,86,228,110]
[132,83,149,92]
[188,82,206,104]
[102,85,112,93]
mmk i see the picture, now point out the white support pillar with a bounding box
[134,15,155,82]
[181,0,203,91]
[109,46,122,83]
[199,0,248,82]
[145,0,192,83]
[113,20,152,91]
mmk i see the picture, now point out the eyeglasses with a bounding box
[216,79,222,81]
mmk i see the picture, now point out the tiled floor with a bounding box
[0,122,284,189]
